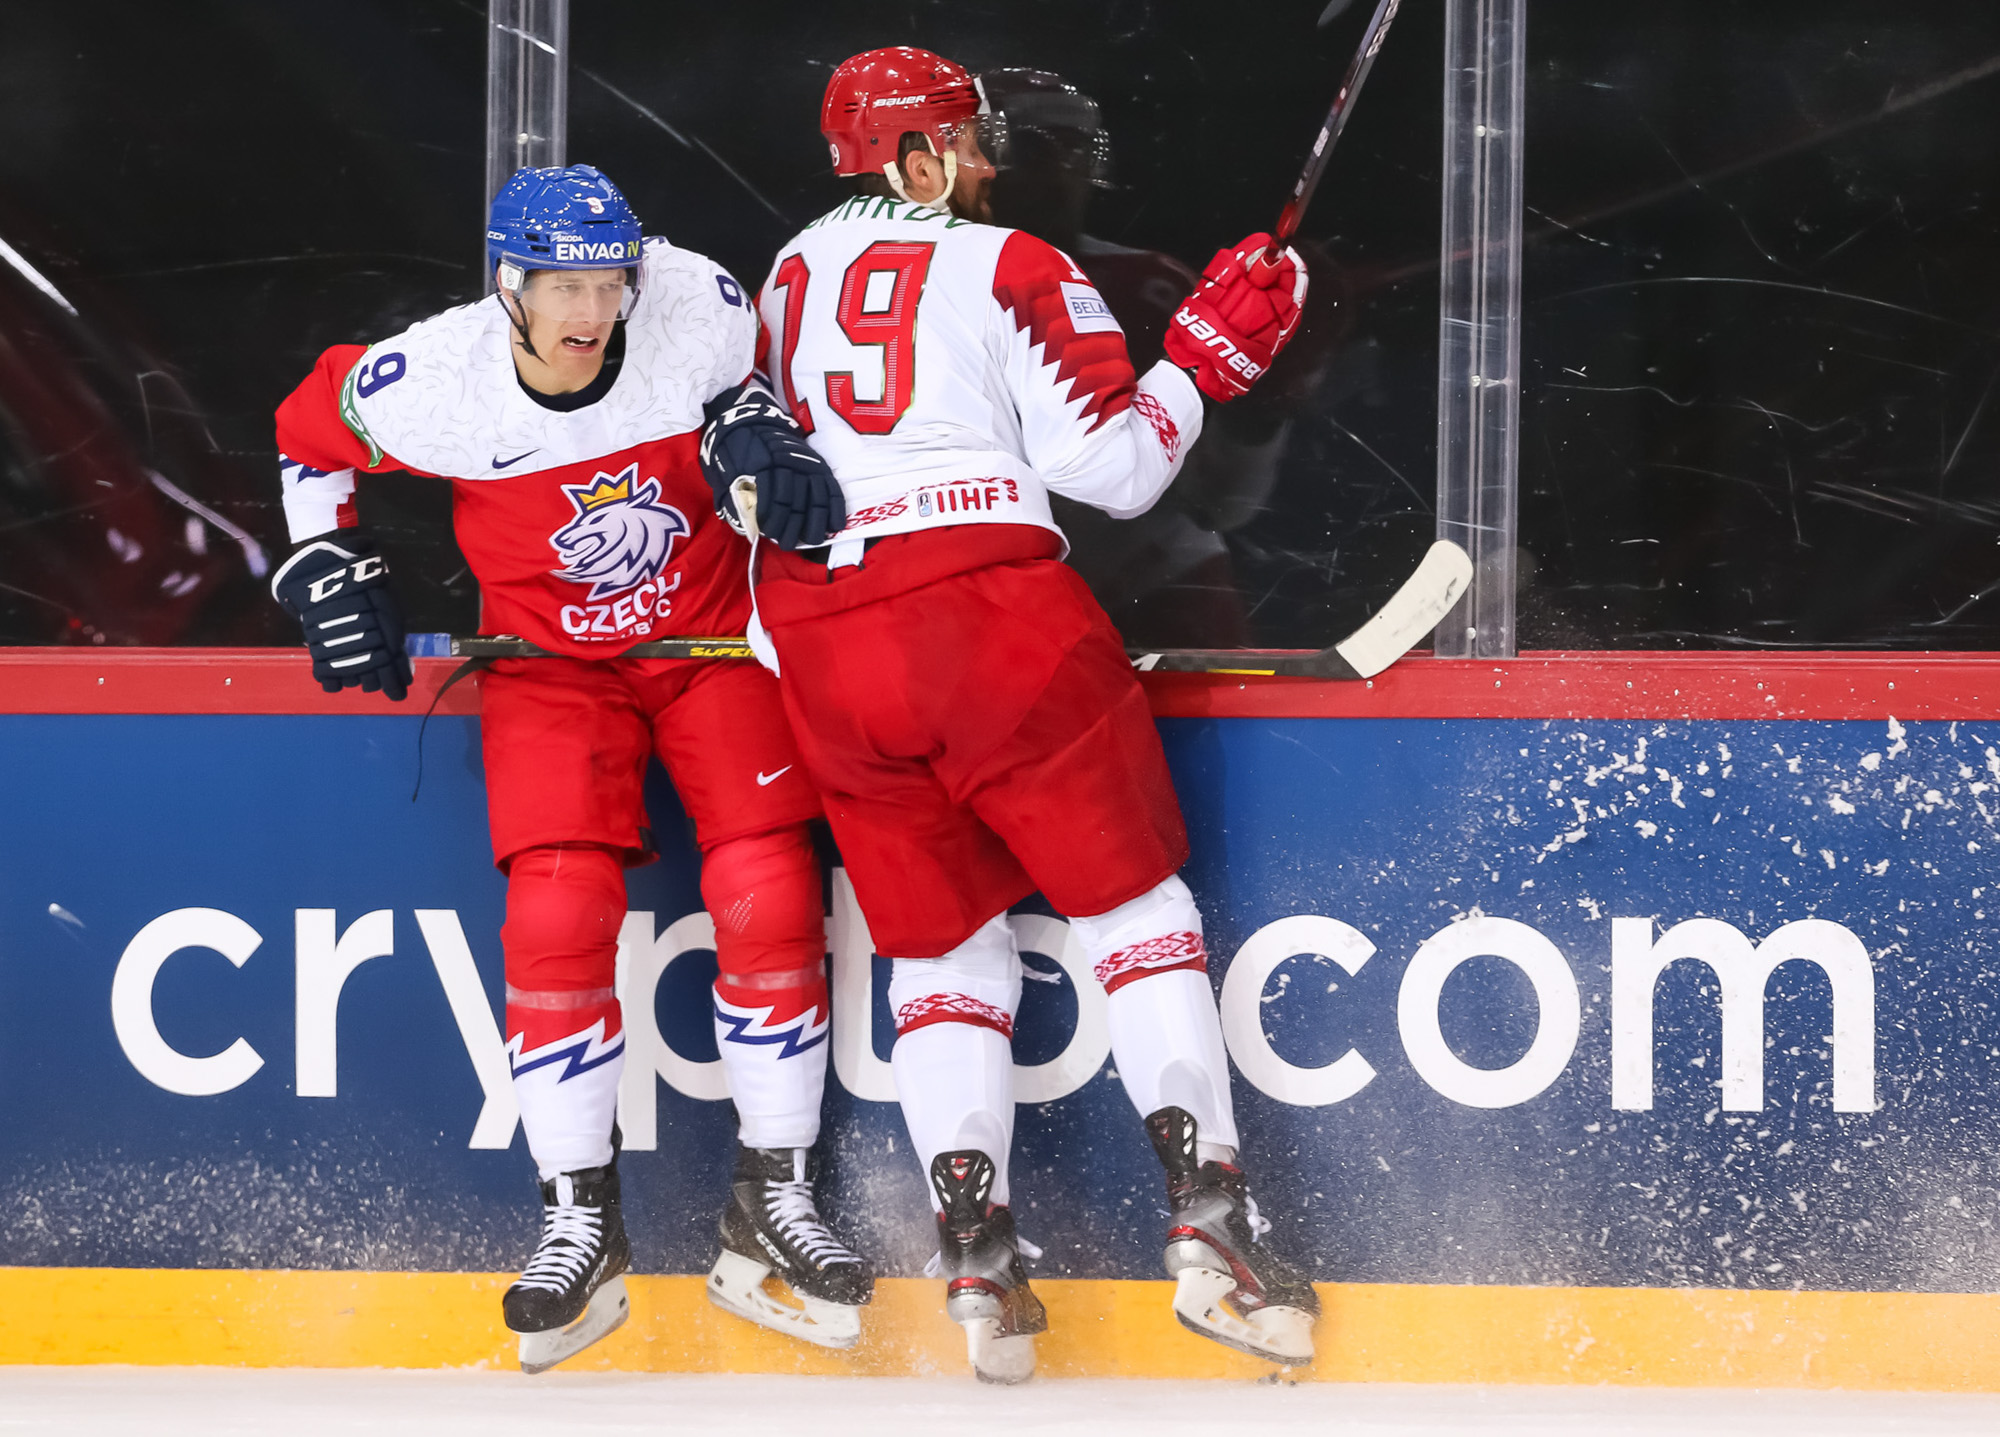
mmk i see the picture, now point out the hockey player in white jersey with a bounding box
[273,165,866,1369]
[719,48,1319,1382]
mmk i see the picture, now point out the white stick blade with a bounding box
[1332,539,1473,678]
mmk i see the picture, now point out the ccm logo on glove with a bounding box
[304,553,386,604]
[271,530,413,701]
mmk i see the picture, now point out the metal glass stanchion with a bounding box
[1434,0,1525,658]
[483,0,570,291]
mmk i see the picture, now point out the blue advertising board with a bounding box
[2,695,1996,1299]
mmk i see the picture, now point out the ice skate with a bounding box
[707,1144,873,1349]
[1145,1106,1319,1367]
[930,1149,1047,1385]
[504,1159,632,1374]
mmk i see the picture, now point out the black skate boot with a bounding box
[1145,1106,1319,1366]
[503,1158,632,1374]
[707,1144,874,1349]
[930,1149,1047,1385]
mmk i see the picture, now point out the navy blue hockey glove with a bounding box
[699,383,846,550]
[271,529,413,701]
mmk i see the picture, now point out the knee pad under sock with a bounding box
[886,914,1023,1208]
[1072,876,1240,1153]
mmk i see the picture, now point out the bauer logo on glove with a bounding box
[1170,310,1267,384]
[1163,233,1309,403]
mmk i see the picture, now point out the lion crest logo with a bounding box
[549,464,689,599]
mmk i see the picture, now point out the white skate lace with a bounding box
[765,1179,862,1267]
[1242,1195,1273,1242]
[517,1202,602,1293]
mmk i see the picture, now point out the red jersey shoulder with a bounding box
[991,229,1136,431]
[275,344,425,475]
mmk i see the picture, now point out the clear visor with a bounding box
[975,96,1112,187]
[971,109,1008,165]
[501,263,639,325]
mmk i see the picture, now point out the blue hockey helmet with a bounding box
[486,165,644,316]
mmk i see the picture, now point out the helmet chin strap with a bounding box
[883,139,958,212]
[498,288,541,361]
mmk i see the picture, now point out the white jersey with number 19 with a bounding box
[754,195,1204,551]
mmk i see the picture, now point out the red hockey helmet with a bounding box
[821,47,982,177]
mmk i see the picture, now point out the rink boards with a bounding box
[2,648,1998,1385]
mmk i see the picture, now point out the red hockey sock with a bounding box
[502,842,627,1050]
[702,825,830,1149]
[501,842,629,1179]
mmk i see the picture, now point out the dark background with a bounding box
[2,1,1996,650]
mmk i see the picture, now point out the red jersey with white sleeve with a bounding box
[754,195,1204,554]
[274,237,758,657]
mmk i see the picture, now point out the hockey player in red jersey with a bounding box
[711,48,1320,1382]
[270,166,867,1370]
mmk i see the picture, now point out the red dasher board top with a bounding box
[1,648,1997,720]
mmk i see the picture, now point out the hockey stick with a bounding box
[450,635,759,660]
[1119,0,1447,680]
[1127,538,1470,679]
[1267,0,1406,257]
[443,539,1470,678]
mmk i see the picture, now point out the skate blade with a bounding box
[1171,1266,1315,1367]
[963,1315,1037,1385]
[706,1248,863,1351]
[517,1274,630,1375]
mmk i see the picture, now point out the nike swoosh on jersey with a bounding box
[491,450,538,469]
[755,766,793,786]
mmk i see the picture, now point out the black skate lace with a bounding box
[517,1202,602,1292]
[764,1179,861,1267]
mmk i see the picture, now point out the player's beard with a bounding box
[950,172,994,224]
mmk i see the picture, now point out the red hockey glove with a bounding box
[1163,233,1309,402]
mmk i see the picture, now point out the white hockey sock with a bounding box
[1071,876,1240,1153]
[508,1013,625,1180]
[886,914,1023,1210]
[713,974,831,1151]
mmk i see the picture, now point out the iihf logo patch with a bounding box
[549,463,689,599]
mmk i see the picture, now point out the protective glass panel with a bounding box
[1517,1,2000,649]
[2,3,1994,651]
[568,1,1446,653]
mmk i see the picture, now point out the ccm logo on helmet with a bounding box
[1172,307,1266,379]
[553,240,642,263]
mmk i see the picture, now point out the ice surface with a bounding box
[1,1369,1996,1437]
